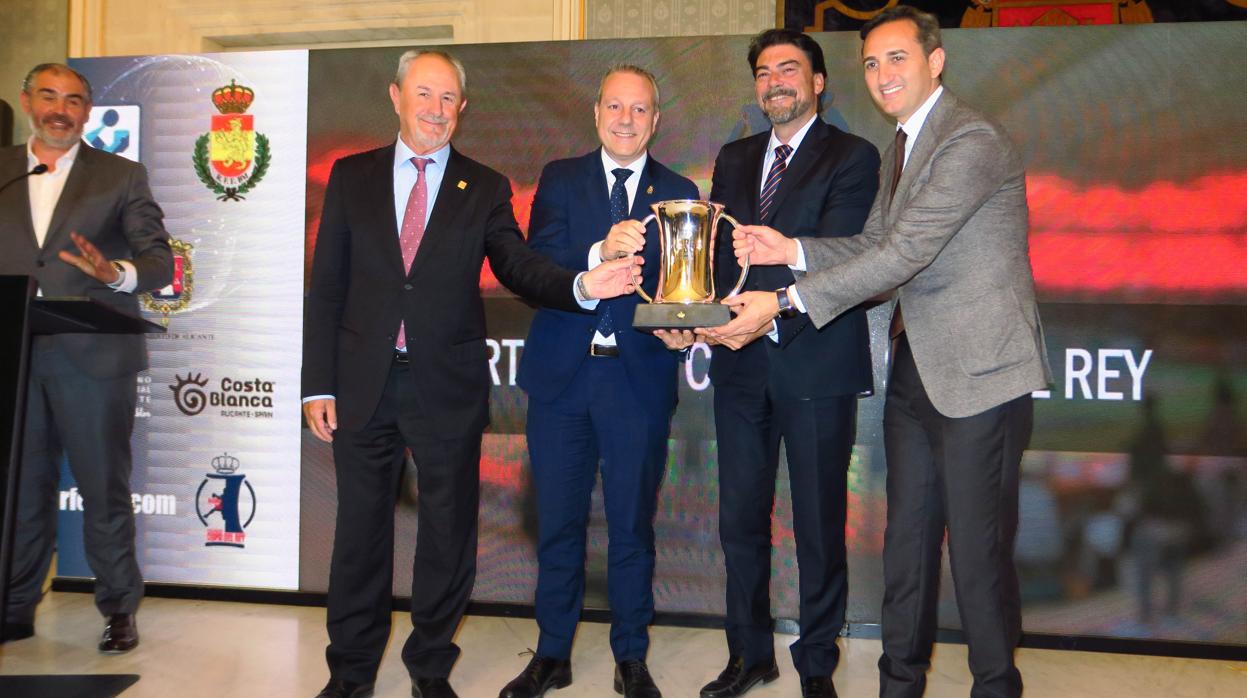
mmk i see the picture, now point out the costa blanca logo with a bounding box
[140,238,194,327]
[195,453,256,548]
[192,79,270,201]
[169,373,276,418]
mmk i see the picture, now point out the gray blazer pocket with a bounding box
[951,289,1035,377]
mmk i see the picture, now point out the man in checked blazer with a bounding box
[716,8,1051,698]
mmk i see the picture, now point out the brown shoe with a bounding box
[99,613,139,654]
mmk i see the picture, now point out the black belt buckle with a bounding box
[589,344,619,358]
[394,351,410,364]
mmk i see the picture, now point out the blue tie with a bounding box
[597,167,632,338]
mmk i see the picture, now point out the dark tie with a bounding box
[889,127,907,201]
[759,144,793,221]
[397,156,431,350]
[888,130,907,338]
[597,167,633,338]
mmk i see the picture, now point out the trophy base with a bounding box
[632,302,730,331]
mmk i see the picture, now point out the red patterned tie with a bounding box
[397,157,430,351]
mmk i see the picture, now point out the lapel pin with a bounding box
[646,185,653,195]
[457,180,467,190]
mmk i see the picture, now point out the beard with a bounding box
[29,113,83,150]
[760,86,812,127]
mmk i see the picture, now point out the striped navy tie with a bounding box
[759,144,792,221]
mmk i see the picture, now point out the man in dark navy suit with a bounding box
[664,30,880,698]
[500,65,698,698]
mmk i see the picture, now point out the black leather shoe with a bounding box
[699,656,780,697]
[1,622,35,644]
[799,676,837,698]
[499,656,572,697]
[413,677,458,698]
[613,660,661,698]
[314,679,375,698]
[98,613,139,654]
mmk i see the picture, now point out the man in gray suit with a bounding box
[711,8,1050,697]
[0,63,172,651]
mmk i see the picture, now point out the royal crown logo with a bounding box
[192,79,271,201]
[195,452,256,548]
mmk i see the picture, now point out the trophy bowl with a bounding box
[630,199,749,331]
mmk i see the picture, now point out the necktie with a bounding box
[397,156,431,351]
[888,130,907,338]
[597,167,633,338]
[890,127,907,201]
[759,144,793,221]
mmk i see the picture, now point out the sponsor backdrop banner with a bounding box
[300,24,1246,645]
[59,51,308,589]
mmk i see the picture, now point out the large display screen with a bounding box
[297,23,1246,645]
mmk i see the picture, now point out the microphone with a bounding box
[0,163,49,196]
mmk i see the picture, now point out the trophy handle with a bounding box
[719,213,750,298]
[632,214,658,303]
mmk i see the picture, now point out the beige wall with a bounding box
[67,0,584,56]
[585,0,775,39]
[1,0,70,144]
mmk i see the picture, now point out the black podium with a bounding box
[0,275,163,643]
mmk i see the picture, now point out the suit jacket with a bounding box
[301,143,581,436]
[795,90,1052,418]
[0,143,172,379]
[708,117,879,399]
[516,149,699,413]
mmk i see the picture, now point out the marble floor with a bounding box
[0,592,1244,697]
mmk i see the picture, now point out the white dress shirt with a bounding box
[584,150,649,346]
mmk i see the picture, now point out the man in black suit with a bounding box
[663,30,880,698]
[0,63,173,652]
[302,50,640,698]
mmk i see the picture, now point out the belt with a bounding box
[394,350,410,364]
[588,343,620,358]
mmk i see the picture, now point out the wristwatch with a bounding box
[775,286,798,319]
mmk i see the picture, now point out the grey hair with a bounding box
[595,64,660,107]
[22,63,93,102]
[394,49,467,97]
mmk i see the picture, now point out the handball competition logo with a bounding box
[193,79,270,201]
[139,238,193,326]
[195,453,256,548]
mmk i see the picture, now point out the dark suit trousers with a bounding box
[878,334,1031,698]
[713,374,856,678]
[7,339,143,624]
[527,356,670,662]
[326,360,480,684]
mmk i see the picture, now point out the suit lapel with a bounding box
[2,146,38,250]
[888,91,955,225]
[631,155,660,220]
[408,146,467,279]
[373,145,406,277]
[761,119,827,225]
[742,135,768,223]
[42,143,92,251]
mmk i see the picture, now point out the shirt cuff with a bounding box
[107,260,138,293]
[302,395,334,403]
[767,319,779,343]
[788,284,807,314]
[789,240,807,272]
[587,241,606,270]
[573,271,599,310]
